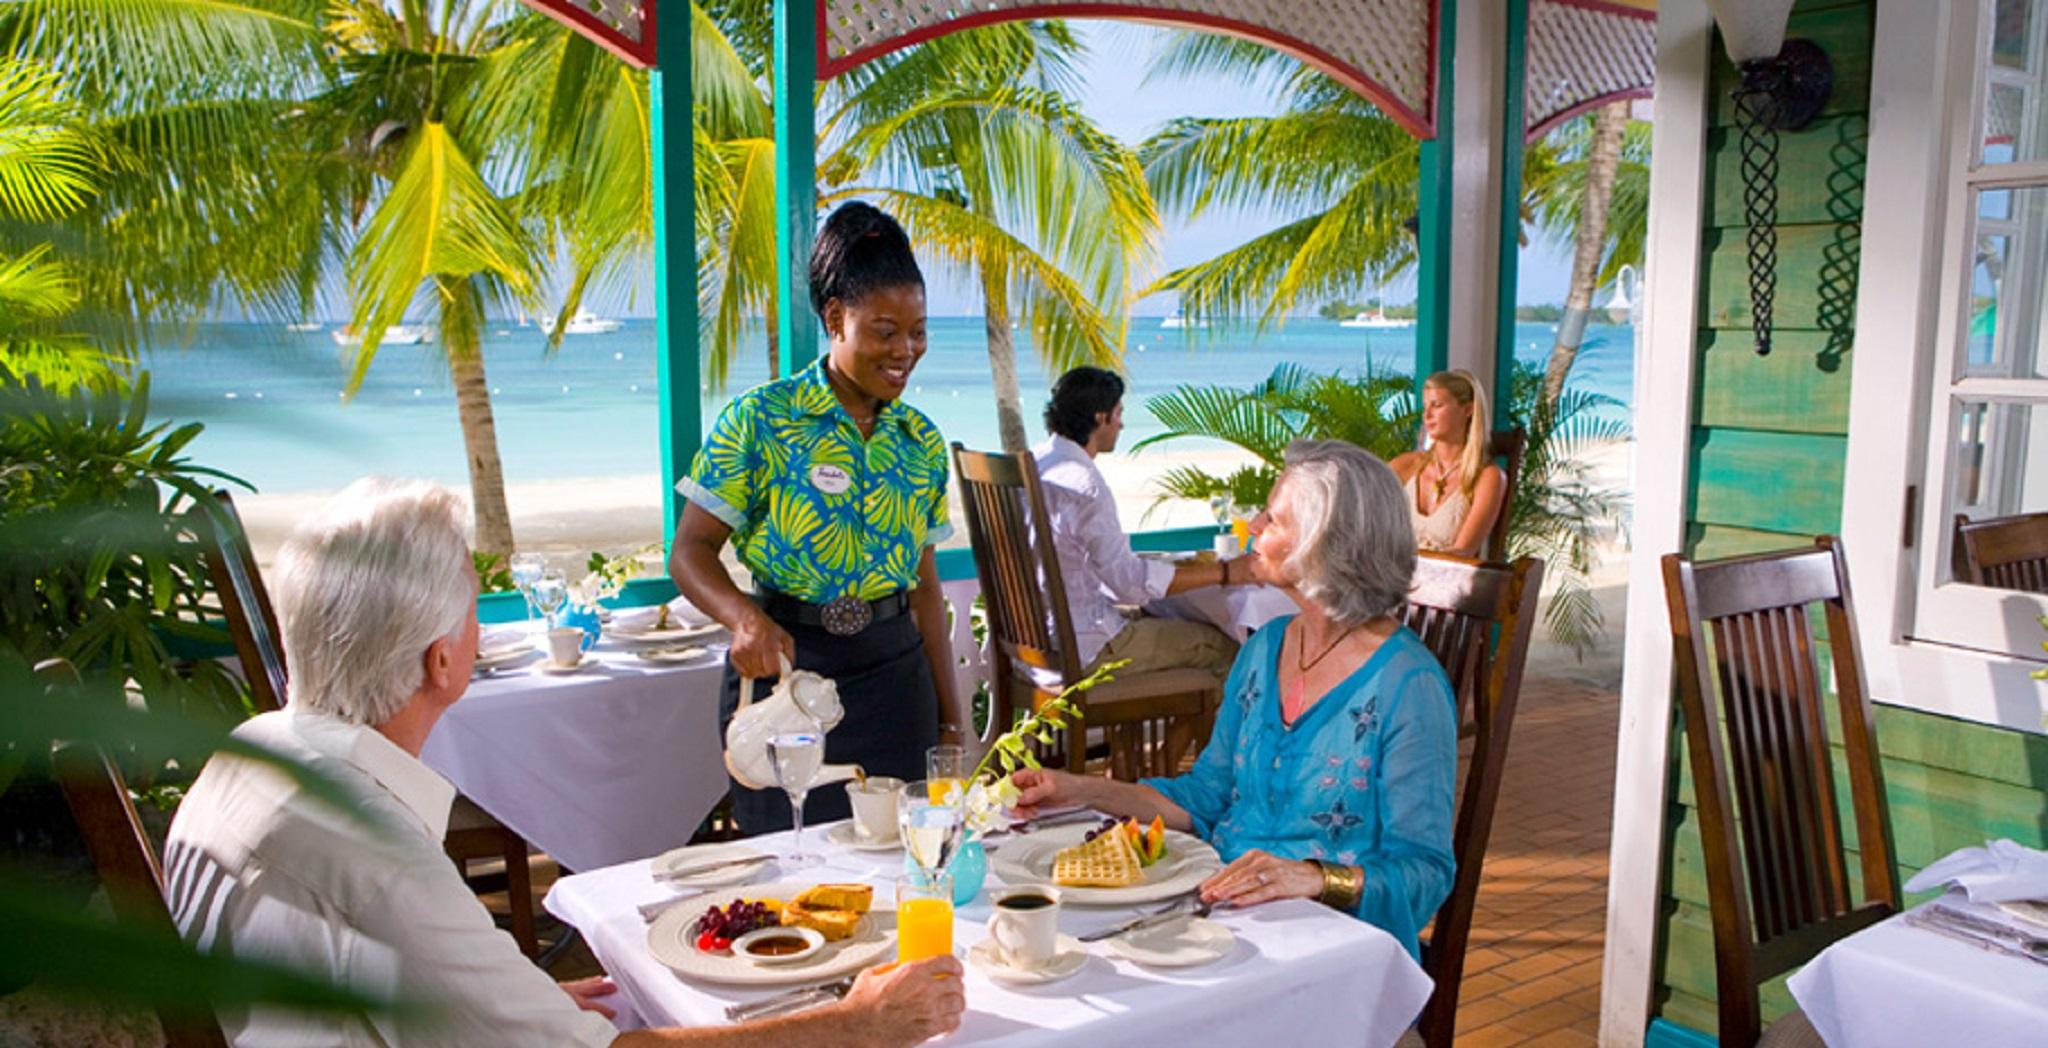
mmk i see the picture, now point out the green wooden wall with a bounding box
[1654,0,2048,1036]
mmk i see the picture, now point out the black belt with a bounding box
[758,587,911,637]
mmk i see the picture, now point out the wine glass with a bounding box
[925,745,968,805]
[531,571,568,630]
[1207,493,1234,531]
[768,726,825,869]
[899,779,965,886]
[509,553,544,622]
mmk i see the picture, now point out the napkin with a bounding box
[612,597,713,633]
[478,628,529,656]
[1904,839,2048,903]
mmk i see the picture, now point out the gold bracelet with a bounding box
[1314,860,1365,911]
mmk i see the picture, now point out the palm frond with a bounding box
[0,60,103,222]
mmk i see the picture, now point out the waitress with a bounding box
[669,201,966,834]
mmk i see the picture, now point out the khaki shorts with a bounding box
[1089,616,1239,680]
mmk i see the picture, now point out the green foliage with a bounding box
[969,659,1125,784]
[1134,360,1418,509]
[473,551,514,595]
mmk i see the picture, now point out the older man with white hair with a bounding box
[164,477,964,1047]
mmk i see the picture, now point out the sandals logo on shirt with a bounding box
[809,464,852,495]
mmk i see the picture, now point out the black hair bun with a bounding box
[808,201,925,318]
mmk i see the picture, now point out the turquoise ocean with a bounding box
[144,316,1637,495]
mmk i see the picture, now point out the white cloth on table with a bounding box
[479,626,528,655]
[546,821,1435,1047]
[164,708,618,1047]
[1033,434,1175,666]
[420,628,730,872]
[611,596,713,633]
[1904,839,2048,903]
[1788,894,2048,1048]
[1144,583,1298,643]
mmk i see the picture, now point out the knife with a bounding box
[1903,910,2048,966]
[1077,897,1208,943]
[724,976,858,1022]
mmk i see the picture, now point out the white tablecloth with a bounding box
[420,623,731,872]
[1143,584,1297,643]
[546,820,1433,1047]
[1787,895,2048,1047]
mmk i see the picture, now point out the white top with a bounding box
[165,708,617,1047]
[1407,470,1470,553]
[1033,435,1175,666]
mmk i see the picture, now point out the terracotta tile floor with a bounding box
[1447,672,1618,1046]
[524,670,1624,1045]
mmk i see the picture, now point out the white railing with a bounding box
[938,575,994,743]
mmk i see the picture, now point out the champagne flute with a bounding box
[532,571,568,631]
[509,552,544,623]
[768,727,825,869]
[899,779,965,885]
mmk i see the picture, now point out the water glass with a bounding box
[925,744,968,804]
[531,571,568,630]
[769,727,825,869]
[510,552,544,621]
[899,779,965,883]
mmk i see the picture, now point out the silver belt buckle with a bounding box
[820,595,872,636]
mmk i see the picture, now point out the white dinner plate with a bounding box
[610,621,725,646]
[473,645,538,671]
[646,882,895,987]
[635,645,712,665]
[825,822,903,853]
[1106,916,1234,968]
[988,824,1221,905]
[968,935,1088,985]
[652,843,772,889]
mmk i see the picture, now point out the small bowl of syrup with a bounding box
[733,925,825,965]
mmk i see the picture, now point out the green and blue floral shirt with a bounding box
[678,360,952,604]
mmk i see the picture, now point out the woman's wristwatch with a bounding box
[1312,860,1364,911]
[1221,558,1234,586]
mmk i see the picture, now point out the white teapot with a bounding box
[722,654,862,791]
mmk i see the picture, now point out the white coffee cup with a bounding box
[1212,533,1239,558]
[545,627,585,667]
[986,886,1061,970]
[844,776,905,843]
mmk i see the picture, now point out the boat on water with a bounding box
[554,309,622,335]
[1159,309,1207,330]
[1339,309,1413,329]
[331,325,433,347]
[285,321,323,333]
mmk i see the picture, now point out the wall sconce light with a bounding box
[1705,0,1833,356]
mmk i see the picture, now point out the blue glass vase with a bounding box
[561,604,602,650]
[905,838,986,907]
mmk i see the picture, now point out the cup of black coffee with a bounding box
[986,887,1062,968]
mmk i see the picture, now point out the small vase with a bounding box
[905,838,987,907]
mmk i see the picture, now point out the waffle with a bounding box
[1052,830,1144,888]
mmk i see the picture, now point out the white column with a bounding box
[1446,0,1508,385]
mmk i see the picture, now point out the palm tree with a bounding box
[690,7,1156,451]
[0,58,110,390]
[1525,100,1647,405]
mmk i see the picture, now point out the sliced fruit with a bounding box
[1145,816,1166,862]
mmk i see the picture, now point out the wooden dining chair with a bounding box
[193,490,541,957]
[41,658,231,1048]
[1398,552,1544,1048]
[951,444,1224,780]
[1485,427,1527,562]
[1663,537,1900,1048]
[1953,511,2048,592]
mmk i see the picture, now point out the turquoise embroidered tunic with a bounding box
[1145,617,1458,960]
[678,360,952,604]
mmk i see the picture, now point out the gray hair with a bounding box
[273,478,474,725]
[1274,440,1416,625]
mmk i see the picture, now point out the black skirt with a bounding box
[718,609,940,835]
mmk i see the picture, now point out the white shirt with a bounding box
[164,708,617,1048]
[1033,435,1175,667]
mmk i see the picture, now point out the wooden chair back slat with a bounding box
[1955,511,2048,593]
[1399,552,1544,1048]
[41,659,230,1048]
[1485,427,1526,562]
[1662,537,1900,1048]
[952,445,1084,734]
[196,490,288,712]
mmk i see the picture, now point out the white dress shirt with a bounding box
[1033,434,1176,667]
[164,708,616,1047]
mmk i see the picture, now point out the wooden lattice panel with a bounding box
[1525,0,1655,141]
[523,0,655,67]
[817,0,1440,137]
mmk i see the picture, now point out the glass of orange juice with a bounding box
[896,872,955,961]
[926,744,967,804]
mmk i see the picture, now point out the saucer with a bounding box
[826,822,902,852]
[968,935,1087,985]
[1106,917,1234,967]
[636,645,710,664]
[538,660,593,675]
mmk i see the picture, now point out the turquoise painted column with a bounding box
[1494,0,1529,430]
[774,1,819,374]
[1414,0,1457,381]
[652,3,700,541]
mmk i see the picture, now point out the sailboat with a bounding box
[1159,308,1208,330]
[332,324,433,347]
[285,321,323,333]
[553,308,622,335]
[1340,307,1413,329]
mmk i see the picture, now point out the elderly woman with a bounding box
[1011,440,1457,958]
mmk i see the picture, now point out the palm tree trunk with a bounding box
[766,288,782,379]
[980,261,1028,453]
[1542,100,1630,406]
[440,277,515,557]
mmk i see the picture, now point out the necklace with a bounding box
[1428,448,1461,501]
[1282,621,1363,724]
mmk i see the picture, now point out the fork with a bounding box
[1918,904,2048,961]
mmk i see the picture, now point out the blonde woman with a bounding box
[1389,370,1506,557]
